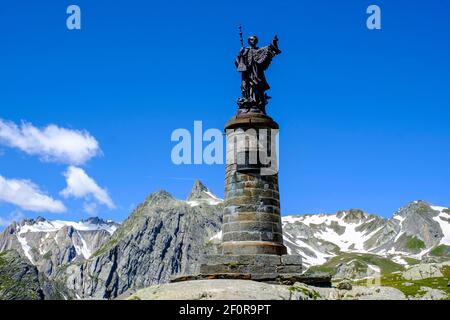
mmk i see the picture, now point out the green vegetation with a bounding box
[406,236,426,251]
[442,265,450,278]
[0,251,42,300]
[403,257,421,265]
[92,238,118,257]
[304,265,336,276]
[355,272,450,299]
[42,251,52,260]
[288,285,321,300]
[305,252,404,278]
[430,245,450,257]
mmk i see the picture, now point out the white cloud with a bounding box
[60,166,115,210]
[0,118,100,165]
[0,211,25,227]
[0,175,66,213]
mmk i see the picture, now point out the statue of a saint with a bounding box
[235,35,281,114]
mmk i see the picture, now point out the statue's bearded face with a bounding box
[248,36,258,47]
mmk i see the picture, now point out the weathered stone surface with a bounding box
[276,265,303,274]
[336,279,353,291]
[195,252,306,286]
[281,255,303,265]
[222,241,287,255]
[338,286,406,300]
[223,204,281,215]
[200,254,282,266]
[200,264,278,274]
[128,279,408,300]
[171,273,330,286]
[413,287,448,300]
[221,115,286,256]
[130,279,294,300]
[402,263,444,280]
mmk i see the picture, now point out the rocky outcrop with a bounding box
[402,262,448,280]
[375,201,445,254]
[126,279,407,300]
[56,182,223,299]
[336,279,352,290]
[0,250,65,300]
[413,287,448,300]
[128,280,297,300]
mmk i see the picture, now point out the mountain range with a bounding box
[0,180,448,299]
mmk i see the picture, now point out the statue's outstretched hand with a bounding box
[272,35,281,54]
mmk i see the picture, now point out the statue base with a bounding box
[171,254,331,286]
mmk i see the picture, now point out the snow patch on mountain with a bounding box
[76,231,91,259]
[209,230,222,242]
[431,206,450,245]
[284,231,333,265]
[16,230,34,264]
[18,219,117,235]
[283,212,383,253]
[392,256,408,265]
[367,264,381,273]
[187,199,222,207]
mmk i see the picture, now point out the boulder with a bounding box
[336,279,353,290]
[414,287,447,300]
[402,263,443,280]
[128,280,296,300]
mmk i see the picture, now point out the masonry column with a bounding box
[221,113,287,256]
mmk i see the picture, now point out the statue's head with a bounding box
[248,35,258,48]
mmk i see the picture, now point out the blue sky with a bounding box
[0,0,449,227]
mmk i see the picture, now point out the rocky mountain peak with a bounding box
[187,180,222,206]
[187,180,209,201]
[336,209,368,222]
[394,201,436,218]
[81,217,117,226]
[35,216,47,223]
[145,190,176,207]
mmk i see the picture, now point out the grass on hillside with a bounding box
[430,245,450,257]
[406,236,426,251]
[354,266,450,299]
[305,252,404,277]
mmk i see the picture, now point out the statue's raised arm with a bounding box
[235,34,281,115]
[255,35,282,71]
[271,35,281,54]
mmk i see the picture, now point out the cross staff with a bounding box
[239,25,244,47]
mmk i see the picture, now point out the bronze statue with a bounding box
[235,30,281,115]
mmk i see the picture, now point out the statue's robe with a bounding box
[235,44,281,107]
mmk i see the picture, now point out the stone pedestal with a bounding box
[193,113,305,284]
[172,254,322,286]
[221,113,286,256]
[171,113,330,286]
